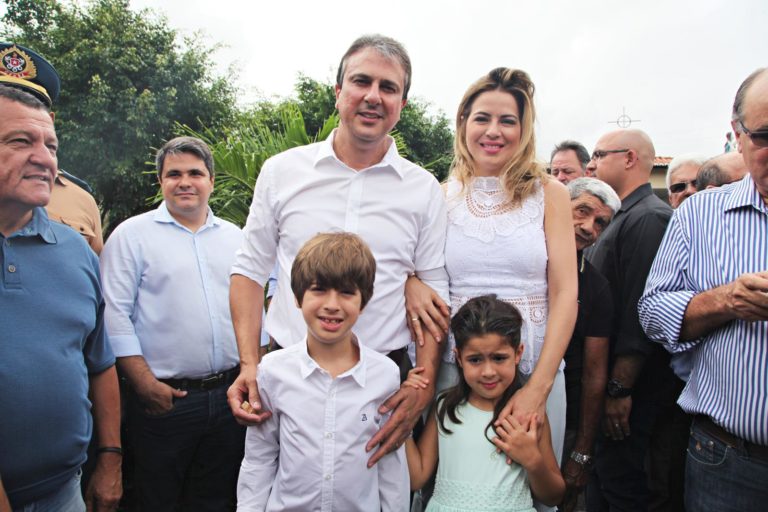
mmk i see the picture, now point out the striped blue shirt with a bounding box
[638,174,768,445]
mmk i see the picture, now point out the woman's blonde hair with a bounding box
[450,67,546,203]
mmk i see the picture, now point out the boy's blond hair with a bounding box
[291,232,376,308]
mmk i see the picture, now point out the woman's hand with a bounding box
[405,275,450,346]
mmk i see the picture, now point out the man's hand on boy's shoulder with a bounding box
[227,364,272,426]
[365,376,434,467]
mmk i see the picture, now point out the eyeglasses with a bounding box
[590,149,629,161]
[737,120,768,148]
[669,180,697,194]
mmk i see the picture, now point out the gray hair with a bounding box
[336,34,412,100]
[696,161,726,191]
[568,177,621,216]
[665,153,708,189]
[0,84,50,112]
[550,140,590,170]
[156,136,214,178]
[732,67,768,123]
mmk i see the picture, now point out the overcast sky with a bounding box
[131,0,766,160]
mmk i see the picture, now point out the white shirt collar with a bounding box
[297,336,367,387]
[153,201,219,231]
[314,129,405,179]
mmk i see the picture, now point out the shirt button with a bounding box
[8,264,16,273]
[325,432,333,439]
[324,474,332,480]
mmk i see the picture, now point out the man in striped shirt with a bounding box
[639,67,768,512]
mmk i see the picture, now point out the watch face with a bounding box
[607,379,631,397]
[571,451,592,465]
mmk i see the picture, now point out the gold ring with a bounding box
[411,316,419,321]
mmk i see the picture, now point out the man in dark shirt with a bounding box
[584,129,674,512]
[561,177,620,512]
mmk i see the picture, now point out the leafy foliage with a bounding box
[175,105,339,227]
[1,0,238,227]
[1,1,454,230]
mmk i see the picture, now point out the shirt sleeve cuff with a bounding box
[417,267,450,304]
[108,334,144,358]
[639,289,698,352]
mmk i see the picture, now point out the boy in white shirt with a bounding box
[236,232,410,511]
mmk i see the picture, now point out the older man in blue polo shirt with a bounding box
[0,83,121,510]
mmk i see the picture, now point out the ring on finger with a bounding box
[411,316,419,321]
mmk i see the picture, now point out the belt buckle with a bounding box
[200,373,222,390]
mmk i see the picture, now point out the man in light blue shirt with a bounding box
[101,136,244,511]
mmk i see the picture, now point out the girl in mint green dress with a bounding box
[406,296,564,512]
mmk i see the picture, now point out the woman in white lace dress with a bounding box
[407,68,577,509]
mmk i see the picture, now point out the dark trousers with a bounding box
[127,384,245,512]
[587,397,659,512]
[647,401,690,512]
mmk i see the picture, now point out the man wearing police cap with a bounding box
[0,43,121,511]
[0,42,104,253]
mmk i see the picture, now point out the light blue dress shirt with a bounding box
[101,202,242,379]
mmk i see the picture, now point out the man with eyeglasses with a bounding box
[665,154,707,209]
[584,129,675,512]
[639,67,768,512]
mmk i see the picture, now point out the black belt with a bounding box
[694,415,768,462]
[160,365,240,391]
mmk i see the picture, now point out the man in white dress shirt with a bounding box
[101,137,244,511]
[228,34,449,466]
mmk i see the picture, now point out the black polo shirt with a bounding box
[564,254,613,429]
[587,183,675,400]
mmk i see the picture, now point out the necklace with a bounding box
[465,177,514,218]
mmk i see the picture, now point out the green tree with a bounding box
[1,0,238,227]
[176,105,339,227]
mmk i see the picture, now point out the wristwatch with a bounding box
[606,378,633,398]
[570,451,593,465]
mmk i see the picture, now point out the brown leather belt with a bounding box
[160,365,239,391]
[694,415,768,462]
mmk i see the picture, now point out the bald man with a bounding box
[584,130,676,511]
[696,152,748,191]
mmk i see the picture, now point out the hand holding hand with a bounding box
[402,366,430,390]
[492,414,542,469]
[366,381,433,467]
[726,272,768,321]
